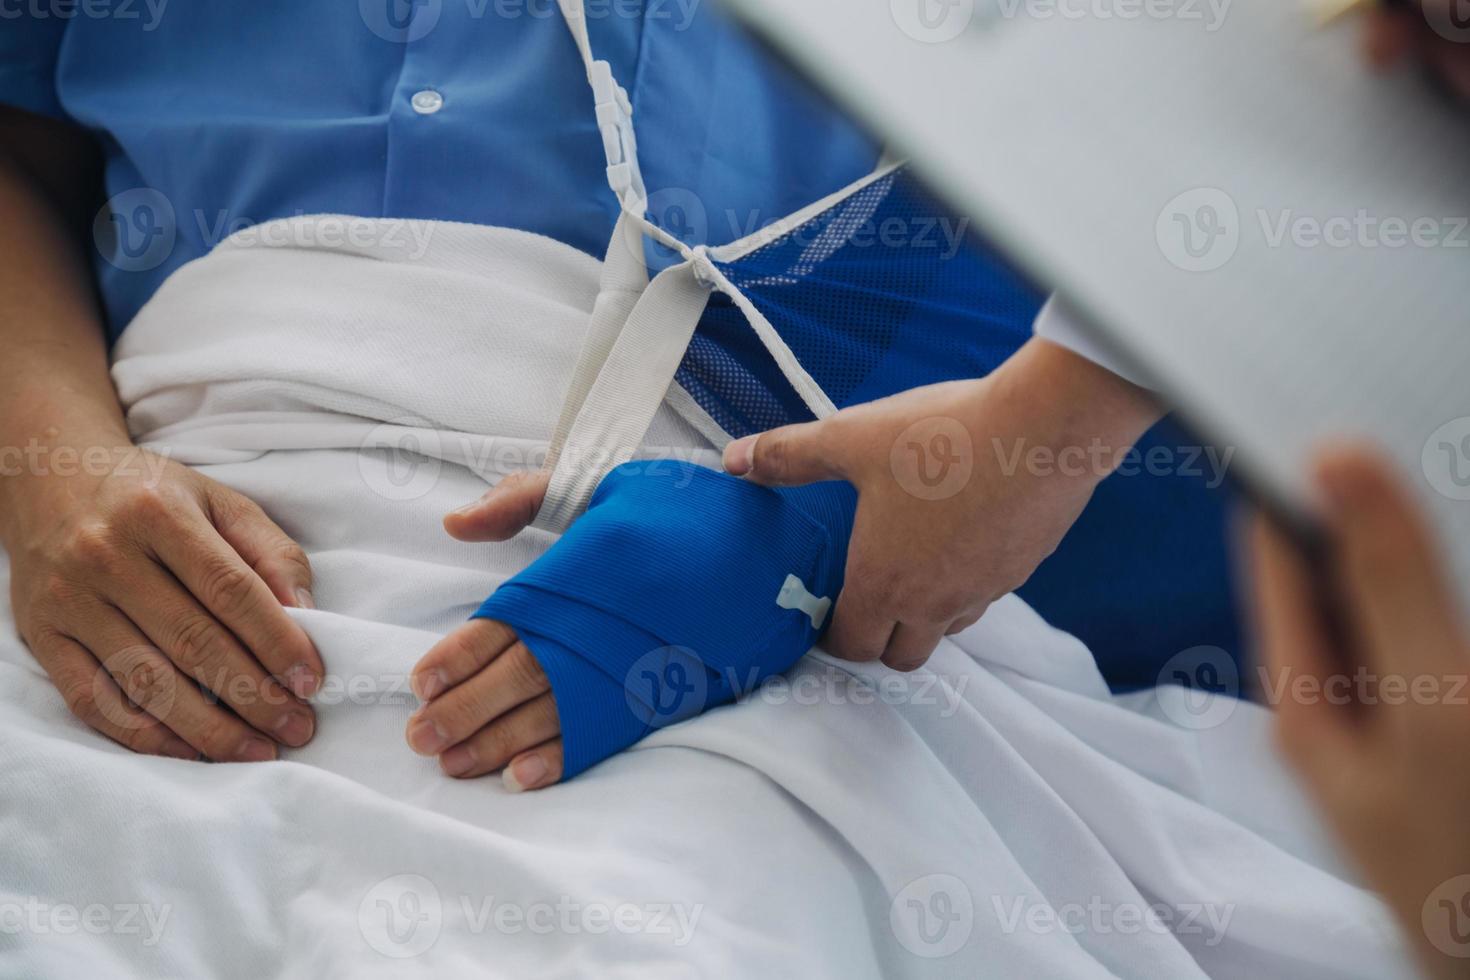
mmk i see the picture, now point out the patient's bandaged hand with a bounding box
[476,462,856,779]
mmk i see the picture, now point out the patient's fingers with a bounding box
[444,469,550,542]
[438,693,560,779]
[150,504,323,698]
[68,595,288,761]
[204,482,318,613]
[411,618,518,700]
[111,559,314,748]
[504,738,564,792]
[30,631,198,760]
[883,622,945,672]
[407,639,549,755]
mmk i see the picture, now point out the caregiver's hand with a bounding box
[1252,448,1470,980]
[720,338,1162,670]
[1363,0,1470,103]
[3,446,324,762]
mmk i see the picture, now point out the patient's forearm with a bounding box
[0,115,127,542]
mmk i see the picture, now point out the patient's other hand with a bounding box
[424,461,848,788]
[4,445,322,761]
[722,338,1162,671]
[407,618,560,791]
[1252,449,1470,980]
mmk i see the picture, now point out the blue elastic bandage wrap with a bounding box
[475,463,856,779]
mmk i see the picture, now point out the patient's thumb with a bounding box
[723,422,842,487]
[444,468,550,542]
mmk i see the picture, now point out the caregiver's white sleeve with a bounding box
[1033,295,1153,390]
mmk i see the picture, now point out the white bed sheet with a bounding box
[0,217,1415,979]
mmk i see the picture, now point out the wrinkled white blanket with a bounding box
[0,218,1414,978]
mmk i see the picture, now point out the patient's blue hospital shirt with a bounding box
[0,0,878,340]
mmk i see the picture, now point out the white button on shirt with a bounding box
[410,89,444,115]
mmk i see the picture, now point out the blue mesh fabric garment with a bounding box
[674,167,1241,691]
[674,170,1043,434]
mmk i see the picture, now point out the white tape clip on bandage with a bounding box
[776,573,832,629]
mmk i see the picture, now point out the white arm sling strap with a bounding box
[534,0,900,532]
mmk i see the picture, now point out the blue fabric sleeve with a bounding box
[0,15,69,120]
[475,462,856,779]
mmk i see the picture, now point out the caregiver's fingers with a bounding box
[823,531,899,663]
[407,640,549,755]
[31,631,198,761]
[444,469,550,542]
[148,498,322,698]
[411,617,518,701]
[1362,5,1417,70]
[1423,33,1470,103]
[1249,515,1331,682]
[112,559,315,748]
[723,420,848,487]
[824,587,895,664]
[504,739,564,793]
[882,621,947,672]
[1415,1,1470,101]
[1363,3,1470,102]
[946,611,983,636]
[1249,513,1354,765]
[438,693,560,779]
[1316,448,1467,676]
